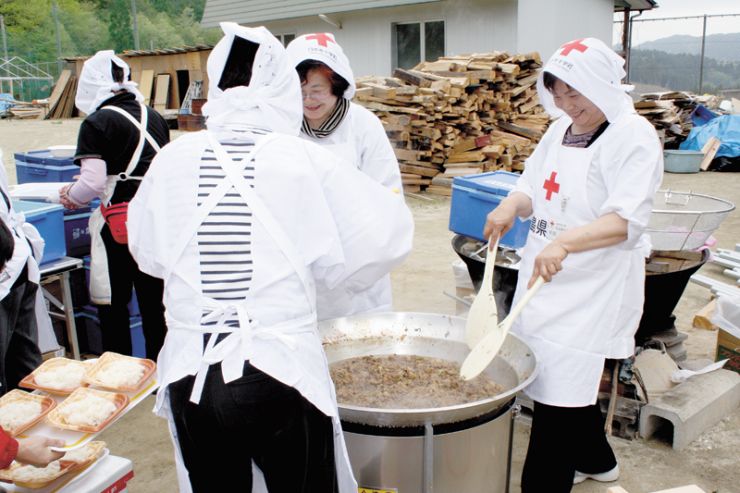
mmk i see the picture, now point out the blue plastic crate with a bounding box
[14,150,79,184]
[63,200,99,257]
[11,200,66,264]
[449,171,531,249]
[76,305,145,358]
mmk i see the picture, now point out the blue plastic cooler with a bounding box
[449,171,531,249]
[11,200,66,264]
[14,150,78,184]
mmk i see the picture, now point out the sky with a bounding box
[612,0,740,45]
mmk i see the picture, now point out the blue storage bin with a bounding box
[76,305,145,358]
[63,200,99,257]
[449,171,531,249]
[14,150,79,184]
[11,200,66,264]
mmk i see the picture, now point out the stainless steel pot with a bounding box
[320,312,538,427]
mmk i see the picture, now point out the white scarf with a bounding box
[202,23,303,141]
[75,50,144,115]
[286,32,356,99]
[537,37,635,123]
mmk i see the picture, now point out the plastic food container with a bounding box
[663,150,703,173]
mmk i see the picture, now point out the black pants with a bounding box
[97,224,166,360]
[168,362,338,493]
[521,401,617,493]
[0,266,41,394]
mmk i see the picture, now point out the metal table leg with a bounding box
[59,271,81,360]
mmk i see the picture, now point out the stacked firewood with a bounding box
[354,52,549,194]
[635,91,719,149]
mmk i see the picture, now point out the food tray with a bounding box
[0,390,56,437]
[0,441,107,490]
[45,388,129,434]
[19,358,91,396]
[21,375,157,451]
[647,190,735,251]
[82,352,156,393]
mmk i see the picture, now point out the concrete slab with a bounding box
[639,369,740,450]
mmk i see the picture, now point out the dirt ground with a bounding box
[1,119,738,493]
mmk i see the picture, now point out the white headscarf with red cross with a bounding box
[75,50,144,115]
[537,37,635,123]
[286,32,356,99]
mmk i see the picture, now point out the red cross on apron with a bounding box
[543,171,560,200]
[306,33,335,47]
[560,38,588,56]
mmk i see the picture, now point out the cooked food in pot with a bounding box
[330,354,504,409]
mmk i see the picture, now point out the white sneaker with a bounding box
[573,464,620,484]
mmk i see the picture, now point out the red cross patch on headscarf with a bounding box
[559,39,588,56]
[306,33,335,47]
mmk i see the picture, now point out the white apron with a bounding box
[159,132,356,493]
[511,125,637,407]
[87,104,160,304]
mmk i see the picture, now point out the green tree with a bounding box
[108,0,133,52]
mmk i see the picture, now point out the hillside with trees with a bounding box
[0,0,218,65]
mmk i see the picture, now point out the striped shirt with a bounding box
[197,132,266,328]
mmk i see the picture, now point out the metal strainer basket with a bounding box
[647,190,735,251]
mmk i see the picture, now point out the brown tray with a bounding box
[83,352,156,393]
[19,357,91,395]
[0,390,56,436]
[46,388,129,433]
[0,459,77,489]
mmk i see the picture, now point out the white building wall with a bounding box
[516,0,613,62]
[252,0,613,77]
[259,0,519,77]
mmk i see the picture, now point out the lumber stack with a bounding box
[635,91,719,149]
[45,70,78,119]
[354,52,549,194]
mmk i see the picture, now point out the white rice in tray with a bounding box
[63,443,97,463]
[60,395,117,428]
[12,461,62,482]
[35,364,86,390]
[0,400,42,431]
[94,359,146,387]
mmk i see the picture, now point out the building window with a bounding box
[392,21,445,69]
[276,34,296,47]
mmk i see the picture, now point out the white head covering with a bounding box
[201,22,303,138]
[537,37,635,123]
[75,50,144,115]
[286,33,356,99]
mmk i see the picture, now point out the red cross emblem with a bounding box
[306,33,335,47]
[560,38,588,56]
[543,171,560,201]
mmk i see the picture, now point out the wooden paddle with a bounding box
[464,234,500,349]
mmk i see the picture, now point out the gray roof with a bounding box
[201,0,442,27]
[614,0,658,11]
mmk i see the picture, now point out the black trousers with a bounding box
[521,401,617,493]
[0,266,42,394]
[168,362,338,493]
[97,224,166,360]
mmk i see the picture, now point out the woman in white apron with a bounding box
[286,33,404,320]
[484,38,662,491]
[59,51,169,360]
[127,23,413,492]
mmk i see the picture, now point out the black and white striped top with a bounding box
[197,134,265,328]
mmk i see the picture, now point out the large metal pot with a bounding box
[320,312,537,493]
[320,312,537,427]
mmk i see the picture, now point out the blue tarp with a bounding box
[0,93,14,113]
[690,104,719,127]
[680,115,740,159]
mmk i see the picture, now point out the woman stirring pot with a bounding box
[484,38,662,492]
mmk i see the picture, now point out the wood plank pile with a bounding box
[353,52,549,194]
[635,91,719,149]
[6,100,47,119]
[45,69,78,119]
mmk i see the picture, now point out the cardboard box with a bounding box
[716,327,740,374]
